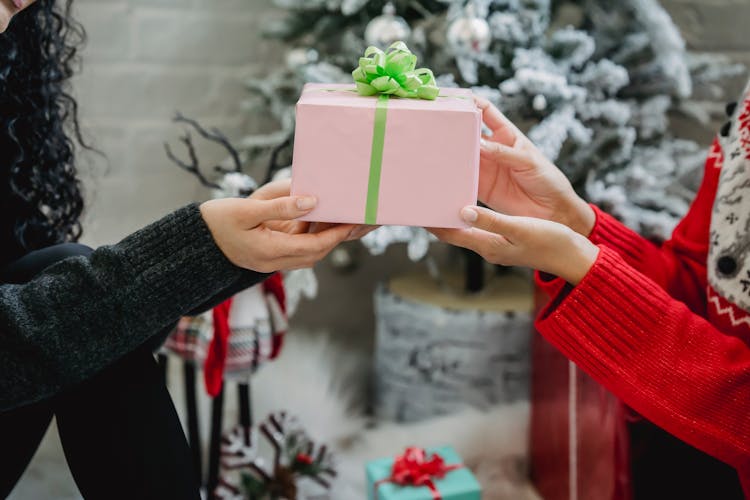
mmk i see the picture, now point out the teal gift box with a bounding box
[366,446,481,500]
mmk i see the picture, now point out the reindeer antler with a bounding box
[164,131,222,189]
[264,136,293,184]
[164,112,244,189]
[172,112,243,174]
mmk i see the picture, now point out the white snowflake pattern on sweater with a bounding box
[709,80,750,312]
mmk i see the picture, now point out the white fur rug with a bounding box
[251,332,542,500]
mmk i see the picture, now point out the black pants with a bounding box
[0,244,200,500]
[628,417,744,500]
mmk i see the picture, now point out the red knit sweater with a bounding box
[535,85,750,494]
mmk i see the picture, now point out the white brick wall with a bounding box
[74,0,283,246]
[662,0,750,52]
[663,0,750,93]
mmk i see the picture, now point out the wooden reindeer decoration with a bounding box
[215,412,336,500]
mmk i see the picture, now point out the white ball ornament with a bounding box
[532,94,548,111]
[329,247,356,272]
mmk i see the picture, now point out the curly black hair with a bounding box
[0,0,87,267]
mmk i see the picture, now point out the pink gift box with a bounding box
[291,83,481,228]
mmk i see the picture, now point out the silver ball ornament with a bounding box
[364,2,412,48]
[447,6,491,56]
[285,48,319,69]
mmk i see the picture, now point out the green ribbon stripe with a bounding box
[365,94,390,225]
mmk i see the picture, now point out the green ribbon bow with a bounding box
[352,41,440,100]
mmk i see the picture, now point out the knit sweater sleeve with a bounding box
[536,245,750,476]
[538,139,722,313]
[0,204,266,410]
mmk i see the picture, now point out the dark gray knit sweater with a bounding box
[0,204,265,411]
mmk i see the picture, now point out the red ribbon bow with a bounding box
[375,447,462,500]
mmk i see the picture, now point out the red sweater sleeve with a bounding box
[535,245,750,477]
[537,139,722,314]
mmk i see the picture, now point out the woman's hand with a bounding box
[430,206,599,285]
[200,180,362,273]
[250,179,376,239]
[248,179,314,236]
[474,96,595,236]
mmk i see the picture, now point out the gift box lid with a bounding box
[366,446,481,500]
[298,83,477,114]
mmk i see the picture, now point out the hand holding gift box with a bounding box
[291,42,480,229]
[366,446,481,500]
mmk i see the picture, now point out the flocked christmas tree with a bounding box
[241,0,743,252]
